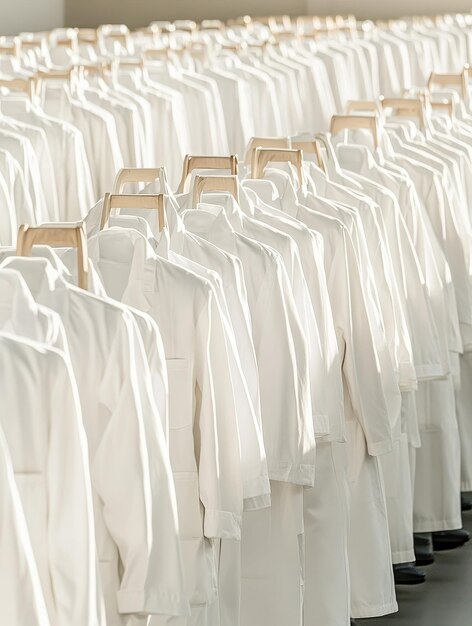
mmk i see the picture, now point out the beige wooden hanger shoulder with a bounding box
[430,98,454,118]
[380,96,426,128]
[0,38,20,58]
[244,136,290,165]
[251,147,304,187]
[330,114,380,149]
[16,223,89,290]
[75,28,98,44]
[346,100,381,114]
[112,167,169,194]
[428,68,469,103]
[192,175,239,206]
[143,47,171,61]
[0,77,35,99]
[113,58,144,70]
[34,67,77,95]
[289,139,326,174]
[101,193,165,232]
[178,155,238,193]
[200,20,224,31]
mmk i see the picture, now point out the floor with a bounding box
[358,505,472,626]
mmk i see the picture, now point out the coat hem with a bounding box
[351,599,398,619]
[391,549,416,564]
[413,517,462,533]
[117,589,191,616]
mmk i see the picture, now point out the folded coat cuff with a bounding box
[366,439,394,457]
[204,509,242,540]
[117,588,191,617]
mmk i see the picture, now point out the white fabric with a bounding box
[1,256,187,626]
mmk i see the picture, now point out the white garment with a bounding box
[1,257,186,626]
[0,420,51,626]
[262,181,397,617]
[89,228,243,624]
[182,207,315,484]
[0,331,102,626]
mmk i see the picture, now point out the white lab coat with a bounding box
[261,183,397,617]
[1,257,187,626]
[240,180,350,625]
[89,227,244,625]
[0,331,102,626]
[338,139,462,532]
[181,207,314,626]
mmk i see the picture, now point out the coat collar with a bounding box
[89,228,157,314]
[0,268,43,337]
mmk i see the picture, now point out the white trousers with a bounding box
[380,433,415,564]
[454,351,472,491]
[347,421,397,620]
[240,481,304,626]
[303,441,350,626]
[413,377,462,532]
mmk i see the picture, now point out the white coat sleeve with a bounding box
[253,258,315,486]
[328,227,394,456]
[92,314,179,617]
[195,285,244,539]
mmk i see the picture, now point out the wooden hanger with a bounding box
[75,28,98,44]
[244,136,290,165]
[75,62,111,79]
[34,67,77,96]
[0,77,35,99]
[346,100,381,114]
[143,47,171,61]
[200,20,224,31]
[290,139,326,173]
[0,38,20,58]
[251,147,304,187]
[112,167,169,194]
[430,98,454,118]
[101,193,165,232]
[380,96,426,128]
[330,114,380,149]
[192,175,239,206]
[427,68,469,103]
[113,58,144,71]
[16,223,89,290]
[178,155,238,193]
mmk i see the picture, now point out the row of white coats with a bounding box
[2,16,472,234]
[3,103,472,624]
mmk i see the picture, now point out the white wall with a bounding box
[65,0,307,29]
[307,0,472,20]
[1,1,469,36]
[0,0,64,35]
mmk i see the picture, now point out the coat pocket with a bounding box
[166,358,193,430]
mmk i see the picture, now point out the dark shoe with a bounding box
[432,529,470,551]
[414,532,435,566]
[393,562,426,585]
[461,494,472,512]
